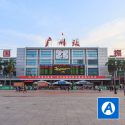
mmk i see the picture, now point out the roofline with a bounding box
[17,47,107,49]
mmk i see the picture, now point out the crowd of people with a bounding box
[15,84,125,96]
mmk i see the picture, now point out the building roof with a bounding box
[18,47,107,50]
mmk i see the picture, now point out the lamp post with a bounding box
[114,60,117,94]
[118,67,122,89]
[2,65,7,86]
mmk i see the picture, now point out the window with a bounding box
[40,59,52,64]
[88,59,98,65]
[26,50,37,58]
[26,59,37,66]
[40,50,52,58]
[26,68,37,76]
[55,59,69,64]
[40,65,53,75]
[88,68,98,76]
[87,50,98,57]
[72,59,84,64]
[72,50,84,58]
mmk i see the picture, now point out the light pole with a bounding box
[114,60,117,94]
[2,65,7,86]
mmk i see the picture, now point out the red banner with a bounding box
[3,49,10,57]
[18,75,107,79]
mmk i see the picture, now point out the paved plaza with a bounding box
[0,90,125,125]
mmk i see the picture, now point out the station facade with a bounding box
[16,47,110,84]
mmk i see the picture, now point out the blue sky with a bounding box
[0,0,125,56]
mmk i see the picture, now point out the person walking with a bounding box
[67,86,70,92]
[23,85,27,93]
[124,85,125,96]
[114,86,117,94]
[98,86,101,92]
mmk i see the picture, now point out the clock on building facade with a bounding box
[55,49,69,59]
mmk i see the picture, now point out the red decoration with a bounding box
[18,75,106,79]
[3,50,10,57]
[45,37,52,47]
[114,50,122,57]
[58,38,66,47]
[72,39,80,47]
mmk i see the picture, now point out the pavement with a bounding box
[0,90,124,125]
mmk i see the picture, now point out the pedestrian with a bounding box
[114,87,117,94]
[67,86,70,92]
[18,86,21,92]
[15,86,18,92]
[98,86,101,92]
[124,86,125,96]
[23,85,27,93]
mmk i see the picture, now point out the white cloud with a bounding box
[1,18,125,57]
[0,29,45,56]
[0,29,43,42]
[80,18,125,56]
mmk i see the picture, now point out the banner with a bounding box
[18,75,107,79]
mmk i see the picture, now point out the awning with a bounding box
[34,81,50,87]
[75,80,93,85]
[52,80,72,85]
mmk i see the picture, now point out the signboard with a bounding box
[18,75,107,79]
[40,65,85,75]
[3,49,10,57]
[53,65,71,75]
[114,50,122,57]
[98,98,119,119]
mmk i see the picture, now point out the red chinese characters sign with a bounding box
[114,50,122,57]
[18,75,106,79]
[3,49,10,57]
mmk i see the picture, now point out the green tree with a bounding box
[106,58,117,94]
[6,59,16,87]
[106,58,117,76]
[116,60,123,85]
[121,60,125,85]
[0,58,2,71]
[0,58,3,78]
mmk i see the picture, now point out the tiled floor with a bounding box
[0,90,124,125]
